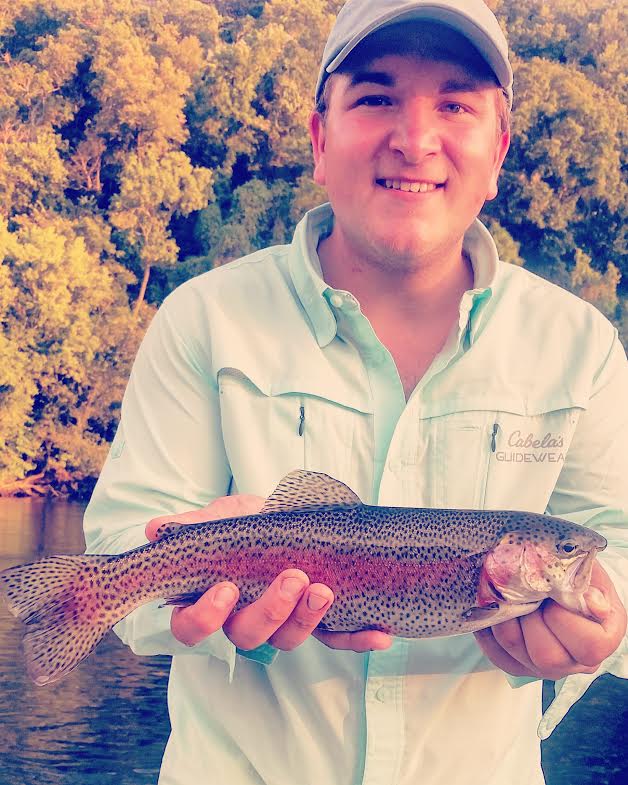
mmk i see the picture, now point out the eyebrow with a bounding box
[347,70,396,89]
[346,72,488,95]
[439,78,485,94]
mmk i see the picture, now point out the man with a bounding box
[84,1,628,783]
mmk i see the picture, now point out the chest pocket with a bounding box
[218,368,372,498]
[415,398,583,512]
[486,405,582,511]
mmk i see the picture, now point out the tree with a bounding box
[569,249,620,321]
[0,213,149,495]
[488,56,626,288]
[109,146,213,314]
[255,0,338,170]
[0,0,626,496]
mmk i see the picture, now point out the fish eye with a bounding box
[557,540,578,555]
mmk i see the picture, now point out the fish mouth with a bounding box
[567,549,597,591]
[549,546,602,617]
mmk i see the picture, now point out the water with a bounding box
[0,499,626,785]
[0,498,171,785]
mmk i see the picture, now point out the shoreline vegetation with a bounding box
[0,0,626,500]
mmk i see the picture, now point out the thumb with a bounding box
[583,586,611,621]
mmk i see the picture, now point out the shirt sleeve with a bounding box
[508,324,628,739]
[83,287,240,674]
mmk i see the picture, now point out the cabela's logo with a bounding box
[507,430,563,449]
[496,430,565,463]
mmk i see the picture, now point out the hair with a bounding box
[315,21,511,135]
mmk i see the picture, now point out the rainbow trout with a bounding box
[0,470,606,685]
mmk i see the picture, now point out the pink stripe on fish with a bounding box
[193,547,485,597]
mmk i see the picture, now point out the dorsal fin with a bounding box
[260,470,362,514]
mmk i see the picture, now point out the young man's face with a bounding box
[310,48,510,271]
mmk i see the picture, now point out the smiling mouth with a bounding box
[376,179,444,193]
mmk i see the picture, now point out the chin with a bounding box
[370,237,436,267]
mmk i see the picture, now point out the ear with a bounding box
[485,129,510,201]
[309,110,327,186]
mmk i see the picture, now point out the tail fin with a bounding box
[0,554,115,685]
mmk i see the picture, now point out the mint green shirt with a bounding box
[84,204,628,785]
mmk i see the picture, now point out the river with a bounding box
[0,498,626,785]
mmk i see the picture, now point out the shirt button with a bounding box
[375,686,392,703]
[330,294,344,308]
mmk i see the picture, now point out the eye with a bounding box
[443,102,466,114]
[558,540,578,555]
[355,95,392,107]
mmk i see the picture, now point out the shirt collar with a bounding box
[289,203,338,347]
[458,218,499,344]
[288,203,500,348]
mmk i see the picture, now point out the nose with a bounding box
[388,101,441,163]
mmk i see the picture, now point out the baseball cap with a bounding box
[315,0,513,107]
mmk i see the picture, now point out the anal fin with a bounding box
[160,591,205,608]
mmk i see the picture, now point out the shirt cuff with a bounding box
[535,637,628,740]
[236,642,280,666]
[504,673,541,689]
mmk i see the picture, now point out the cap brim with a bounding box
[322,5,512,105]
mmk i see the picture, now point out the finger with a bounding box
[541,599,626,668]
[583,587,612,622]
[203,494,266,520]
[146,494,265,541]
[474,627,540,678]
[146,511,206,541]
[268,584,335,651]
[520,606,581,679]
[534,560,626,670]
[313,629,393,653]
[224,569,310,650]
[171,582,240,646]
[490,617,538,673]
[582,561,614,621]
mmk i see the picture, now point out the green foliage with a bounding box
[109,146,213,269]
[0,0,625,495]
[0,213,147,495]
[485,0,626,318]
[569,249,620,321]
[481,217,525,266]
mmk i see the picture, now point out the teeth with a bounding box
[383,180,438,192]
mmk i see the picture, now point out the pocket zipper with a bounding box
[480,421,499,509]
[490,422,499,452]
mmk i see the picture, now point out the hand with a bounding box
[146,495,392,653]
[474,561,627,680]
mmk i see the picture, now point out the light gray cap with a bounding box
[315,0,513,107]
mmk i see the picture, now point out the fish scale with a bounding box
[0,470,607,685]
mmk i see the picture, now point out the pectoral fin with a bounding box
[461,602,501,621]
[462,600,543,627]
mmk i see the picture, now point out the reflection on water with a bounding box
[0,498,170,785]
[0,499,626,785]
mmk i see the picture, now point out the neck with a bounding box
[317,231,475,320]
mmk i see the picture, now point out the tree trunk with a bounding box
[0,472,47,497]
[133,264,151,318]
